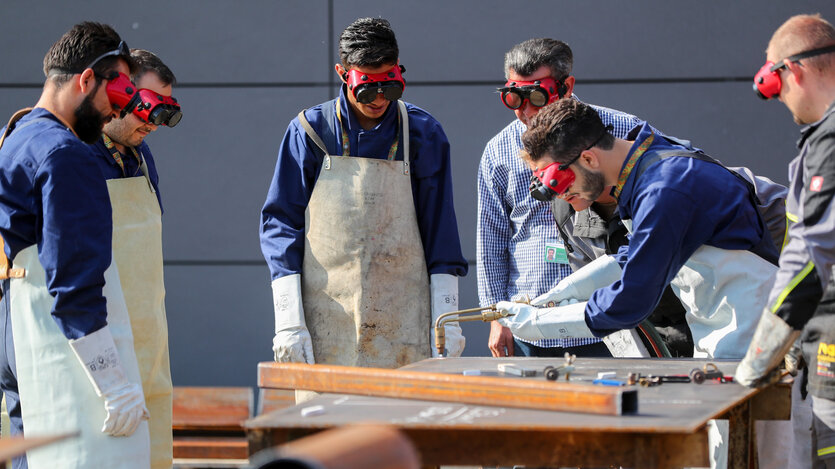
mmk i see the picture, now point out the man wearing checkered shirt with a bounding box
[477,38,652,357]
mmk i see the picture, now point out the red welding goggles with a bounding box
[529,162,576,201]
[499,77,566,110]
[134,89,182,127]
[346,65,406,104]
[104,72,142,118]
[754,44,835,100]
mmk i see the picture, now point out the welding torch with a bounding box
[434,299,527,357]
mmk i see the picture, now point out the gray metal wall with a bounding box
[1,1,834,387]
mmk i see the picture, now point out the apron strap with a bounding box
[297,111,330,156]
[0,108,34,151]
[397,100,410,175]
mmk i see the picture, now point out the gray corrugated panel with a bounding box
[0,0,331,84]
[164,265,273,387]
[334,0,835,81]
[150,86,330,261]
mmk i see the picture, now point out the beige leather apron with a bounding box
[10,248,150,468]
[106,156,172,469]
[298,101,431,368]
[622,220,777,358]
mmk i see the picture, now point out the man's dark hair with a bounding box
[504,38,573,81]
[339,17,399,69]
[43,21,135,85]
[130,49,177,86]
[522,100,614,163]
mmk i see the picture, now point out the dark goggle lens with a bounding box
[527,88,549,107]
[500,87,549,110]
[501,90,523,109]
[354,82,403,104]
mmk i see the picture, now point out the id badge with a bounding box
[544,239,569,264]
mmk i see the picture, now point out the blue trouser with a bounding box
[512,337,612,358]
[0,279,27,469]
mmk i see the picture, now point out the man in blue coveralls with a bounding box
[498,98,779,360]
[260,17,467,373]
[498,98,783,468]
[0,22,151,469]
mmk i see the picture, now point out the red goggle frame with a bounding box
[499,77,563,110]
[346,65,406,104]
[529,162,576,201]
[104,72,142,118]
[134,89,182,127]
[753,44,835,100]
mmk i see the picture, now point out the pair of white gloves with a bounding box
[496,255,622,341]
[272,273,465,363]
[69,326,149,437]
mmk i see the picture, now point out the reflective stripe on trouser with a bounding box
[107,164,172,469]
[301,101,430,369]
[10,245,150,468]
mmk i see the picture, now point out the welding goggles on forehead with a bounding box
[753,44,835,99]
[498,77,567,110]
[345,65,406,104]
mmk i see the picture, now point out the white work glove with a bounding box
[496,300,594,342]
[531,255,622,306]
[735,310,802,388]
[430,273,465,357]
[69,325,149,437]
[272,274,315,364]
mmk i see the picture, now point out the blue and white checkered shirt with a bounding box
[476,96,645,347]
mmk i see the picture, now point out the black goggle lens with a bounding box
[355,81,404,104]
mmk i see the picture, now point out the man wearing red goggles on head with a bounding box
[0,22,152,469]
[87,48,180,469]
[737,14,835,468]
[260,17,467,397]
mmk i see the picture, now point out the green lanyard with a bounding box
[335,98,401,160]
[613,131,655,199]
[102,133,142,177]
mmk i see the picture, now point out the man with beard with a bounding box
[0,22,151,469]
[87,48,179,469]
[498,99,779,360]
[498,99,783,467]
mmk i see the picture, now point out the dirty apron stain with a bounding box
[10,248,150,468]
[299,100,431,368]
[107,158,172,469]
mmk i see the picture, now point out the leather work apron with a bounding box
[106,157,172,469]
[621,220,777,359]
[0,108,149,468]
[298,100,431,368]
[670,245,776,359]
